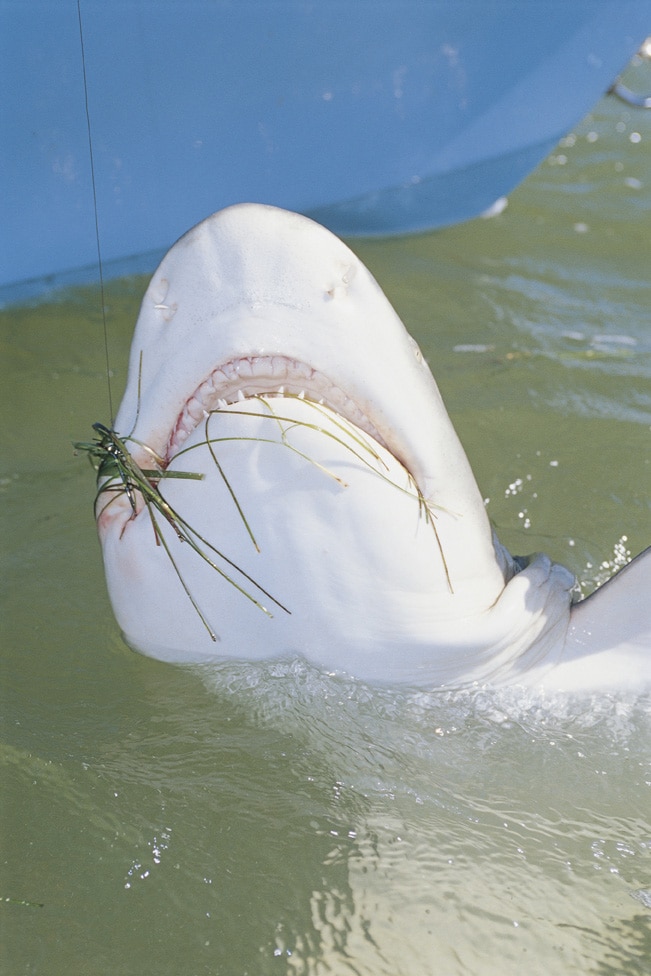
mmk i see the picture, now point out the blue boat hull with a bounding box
[1,1,648,298]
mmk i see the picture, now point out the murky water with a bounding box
[1,93,650,974]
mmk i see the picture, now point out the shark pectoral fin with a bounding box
[566,546,651,660]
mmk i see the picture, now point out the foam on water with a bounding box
[165,658,651,975]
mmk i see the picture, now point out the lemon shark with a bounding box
[93,204,650,693]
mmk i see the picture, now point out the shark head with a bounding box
[93,204,649,691]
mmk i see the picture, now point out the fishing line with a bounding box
[77,0,114,424]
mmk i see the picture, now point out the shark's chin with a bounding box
[105,396,480,682]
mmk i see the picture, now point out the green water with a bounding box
[1,93,650,974]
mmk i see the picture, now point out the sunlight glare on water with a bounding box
[1,91,650,974]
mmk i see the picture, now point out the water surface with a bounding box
[1,92,650,974]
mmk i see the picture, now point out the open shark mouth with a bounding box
[167,356,385,463]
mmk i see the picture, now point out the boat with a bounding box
[1,1,648,302]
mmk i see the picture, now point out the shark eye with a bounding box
[409,336,424,363]
[149,276,169,306]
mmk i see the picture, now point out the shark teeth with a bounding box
[166,355,381,461]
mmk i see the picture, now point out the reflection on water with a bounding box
[3,658,650,975]
[1,93,650,973]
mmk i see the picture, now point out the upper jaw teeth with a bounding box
[165,355,382,461]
